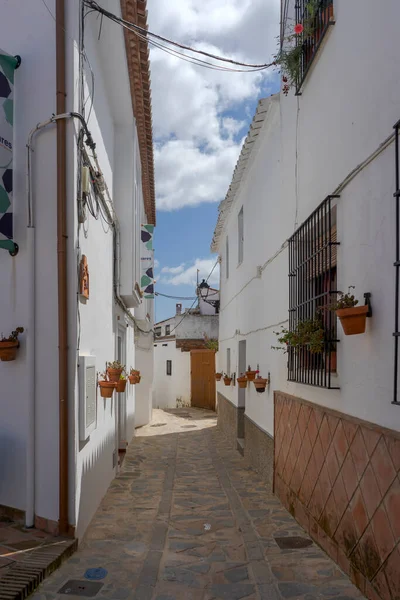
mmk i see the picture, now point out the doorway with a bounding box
[190,349,216,410]
[117,325,127,451]
[237,340,246,444]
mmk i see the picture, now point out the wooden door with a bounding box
[190,350,216,410]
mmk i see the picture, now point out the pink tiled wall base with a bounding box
[274,392,400,600]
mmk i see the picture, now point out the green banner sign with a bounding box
[0,50,19,252]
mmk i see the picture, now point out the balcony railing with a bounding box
[295,0,334,94]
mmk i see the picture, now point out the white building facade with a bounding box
[0,0,155,539]
[212,2,400,598]
[153,299,219,409]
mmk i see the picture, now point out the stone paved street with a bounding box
[31,408,365,600]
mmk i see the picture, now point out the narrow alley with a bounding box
[31,409,363,600]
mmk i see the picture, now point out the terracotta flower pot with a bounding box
[129,374,141,384]
[116,379,127,393]
[336,305,369,335]
[107,368,123,382]
[0,340,19,362]
[253,378,268,393]
[246,370,257,381]
[237,377,247,389]
[99,381,116,398]
[215,373,222,381]
[223,377,232,386]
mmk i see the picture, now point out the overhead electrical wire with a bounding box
[82,0,275,73]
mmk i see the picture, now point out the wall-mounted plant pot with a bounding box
[246,370,257,381]
[215,373,223,381]
[0,341,19,362]
[237,377,247,389]
[116,379,127,393]
[129,375,141,384]
[223,377,232,386]
[99,381,116,398]
[107,368,123,382]
[253,378,268,393]
[336,305,368,335]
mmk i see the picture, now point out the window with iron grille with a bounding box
[295,0,334,94]
[166,360,172,376]
[165,324,170,336]
[288,195,340,388]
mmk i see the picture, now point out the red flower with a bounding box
[282,76,288,82]
[294,23,304,34]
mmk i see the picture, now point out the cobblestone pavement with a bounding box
[32,408,365,600]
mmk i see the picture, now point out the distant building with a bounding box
[153,286,219,409]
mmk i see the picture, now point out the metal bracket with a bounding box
[364,293,372,318]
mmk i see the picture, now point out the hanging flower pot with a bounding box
[128,369,141,384]
[98,380,116,398]
[0,327,24,362]
[215,372,223,381]
[223,375,232,386]
[107,361,125,382]
[253,377,269,393]
[336,305,369,335]
[237,375,248,389]
[245,367,257,381]
[116,377,127,393]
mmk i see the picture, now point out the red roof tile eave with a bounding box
[120,0,156,225]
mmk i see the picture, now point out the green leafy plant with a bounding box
[107,360,125,371]
[273,318,325,354]
[204,334,218,351]
[274,0,326,94]
[1,327,24,342]
[99,371,110,382]
[327,286,359,311]
[119,372,126,380]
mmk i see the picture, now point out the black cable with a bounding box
[83,0,274,71]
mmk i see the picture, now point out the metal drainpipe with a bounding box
[56,0,69,536]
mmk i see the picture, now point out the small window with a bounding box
[165,324,170,335]
[238,207,244,264]
[154,326,161,337]
[227,348,231,376]
[162,343,168,347]
[226,236,229,279]
[166,360,172,376]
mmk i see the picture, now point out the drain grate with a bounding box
[274,536,313,549]
[58,579,104,597]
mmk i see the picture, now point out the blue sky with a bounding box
[147,0,281,322]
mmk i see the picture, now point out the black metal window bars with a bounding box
[295,0,335,94]
[393,120,400,405]
[288,195,340,388]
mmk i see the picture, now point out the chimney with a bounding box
[176,303,182,315]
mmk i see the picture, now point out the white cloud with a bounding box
[161,263,186,274]
[154,258,160,269]
[147,0,280,211]
[161,257,220,287]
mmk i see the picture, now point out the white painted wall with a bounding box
[0,0,154,538]
[216,0,400,437]
[153,342,191,409]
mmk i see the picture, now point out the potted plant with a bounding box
[98,372,116,398]
[116,372,127,393]
[215,372,223,381]
[245,366,258,381]
[223,373,232,386]
[237,374,248,389]
[253,375,269,393]
[128,368,141,384]
[107,361,125,382]
[273,318,325,356]
[0,327,24,362]
[328,287,369,335]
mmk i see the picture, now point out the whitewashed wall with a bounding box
[0,0,59,518]
[0,0,154,538]
[153,342,191,409]
[217,0,400,438]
